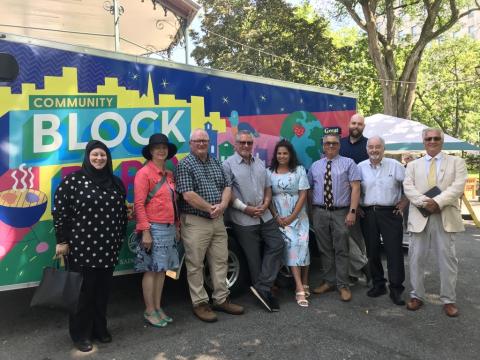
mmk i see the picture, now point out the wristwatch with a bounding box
[350,208,356,214]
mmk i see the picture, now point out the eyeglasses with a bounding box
[324,142,339,146]
[191,139,209,144]
[424,137,441,142]
[237,141,253,146]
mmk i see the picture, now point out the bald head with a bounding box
[349,114,365,140]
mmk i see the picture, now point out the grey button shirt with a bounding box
[358,157,405,206]
[223,152,273,226]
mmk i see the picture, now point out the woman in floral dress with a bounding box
[268,139,310,307]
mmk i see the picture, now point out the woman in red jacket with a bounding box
[134,133,179,327]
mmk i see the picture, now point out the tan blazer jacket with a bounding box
[403,152,467,233]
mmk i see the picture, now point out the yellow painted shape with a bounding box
[37,157,143,222]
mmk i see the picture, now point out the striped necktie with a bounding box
[324,160,333,208]
[427,158,437,187]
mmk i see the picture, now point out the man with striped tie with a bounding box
[307,132,361,302]
[403,128,467,317]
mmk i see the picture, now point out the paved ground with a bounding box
[1,221,480,360]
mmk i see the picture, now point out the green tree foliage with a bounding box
[190,0,337,87]
[335,0,480,119]
[329,28,382,116]
[413,37,480,144]
[190,0,385,114]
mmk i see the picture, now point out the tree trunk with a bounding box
[339,0,479,120]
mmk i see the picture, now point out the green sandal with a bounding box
[143,311,167,328]
[156,308,173,323]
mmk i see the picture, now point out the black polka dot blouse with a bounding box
[52,171,128,268]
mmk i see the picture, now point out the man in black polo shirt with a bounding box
[339,114,369,284]
[340,114,368,164]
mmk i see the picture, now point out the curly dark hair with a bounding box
[269,139,300,172]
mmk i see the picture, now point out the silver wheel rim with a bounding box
[204,250,241,290]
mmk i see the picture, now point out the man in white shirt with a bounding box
[403,128,467,317]
[358,136,408,305]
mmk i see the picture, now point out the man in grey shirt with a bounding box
[223,131,284,312]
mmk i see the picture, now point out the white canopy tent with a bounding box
[364,114,480,151]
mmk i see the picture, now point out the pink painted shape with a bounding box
[61,166,81,178]
[36,242,49,254]
[236,110,355,137]
[0,220,31,260]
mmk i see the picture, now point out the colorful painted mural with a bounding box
[0,35,356,290]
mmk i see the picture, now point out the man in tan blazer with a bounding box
[403,128,467,317]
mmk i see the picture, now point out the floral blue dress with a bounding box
[268,166,310,266]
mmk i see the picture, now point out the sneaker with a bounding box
[250,286,272,312]
[212,298,245,315]
[268,293,280,312]
[193,303,218,322]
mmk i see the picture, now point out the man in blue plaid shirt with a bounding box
[175,129,244,323]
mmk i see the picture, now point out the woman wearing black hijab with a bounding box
[53,140,128,352]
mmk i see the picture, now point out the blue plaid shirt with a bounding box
[175,153,231,218]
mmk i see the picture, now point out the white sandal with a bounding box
[295,291,309,307]
[303,284,310,298]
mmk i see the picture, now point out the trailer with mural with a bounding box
[0,33,357,292]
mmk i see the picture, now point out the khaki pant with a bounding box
[409,213,458,304]
[181,214,229,306]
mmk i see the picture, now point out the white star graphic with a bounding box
[131,73,139,80]
[280,107,285,112]
[260,95,267,102]
[222,96,229,104]
[206,85,211,91]
[161,79,168,88]
[299,98,304,104]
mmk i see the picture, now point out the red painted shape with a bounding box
[293,124,305,137]
[0,167,40,191]
[1,193,16,204]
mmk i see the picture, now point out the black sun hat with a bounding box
[142,133,178,160]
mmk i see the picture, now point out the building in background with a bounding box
[0,0,201,58]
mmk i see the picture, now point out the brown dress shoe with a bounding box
[443,303,459,317]
[212,298,245,315]
[406,298,423,311]
[312,283,334,295]
[193,303,217,322]
[339,287,352,302]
